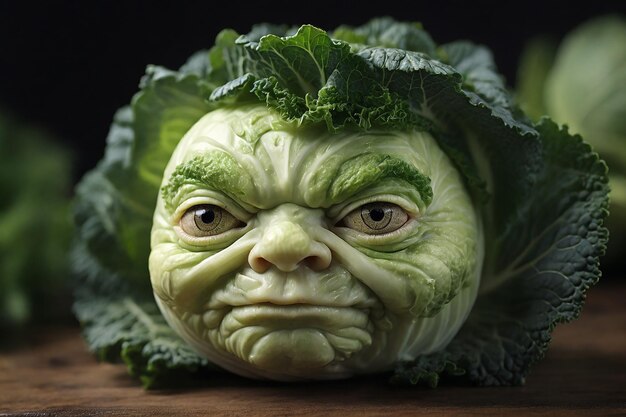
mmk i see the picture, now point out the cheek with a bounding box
[148,242,180,304]
[149,239,216,307]
[149,219,257,314]
[368,219,479,318]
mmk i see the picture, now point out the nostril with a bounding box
[249,256,272,273]
[302,243,332,271]
[302,255,331,271]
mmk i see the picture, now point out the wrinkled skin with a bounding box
[149,104,483,380]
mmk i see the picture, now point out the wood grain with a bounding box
[1,283,625,417]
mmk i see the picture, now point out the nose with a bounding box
[248,221,331,272]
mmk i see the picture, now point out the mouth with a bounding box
[221,304,373,337]
[214,303,376,371]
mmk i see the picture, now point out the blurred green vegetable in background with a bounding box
[516,14,626,264]
[0,110,73,328]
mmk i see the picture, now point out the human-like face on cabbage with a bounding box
[149,104,483,380]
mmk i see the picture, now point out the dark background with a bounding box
[1,1,623,180]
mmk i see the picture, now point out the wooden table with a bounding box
[1,283,625,416]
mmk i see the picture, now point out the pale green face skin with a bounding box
[149,104,483,380]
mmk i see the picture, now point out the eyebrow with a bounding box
[161,152,253,212]
[328,153,433,205]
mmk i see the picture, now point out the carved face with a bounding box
[149,104,482,380]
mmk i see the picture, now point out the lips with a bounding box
[221,304,373,337]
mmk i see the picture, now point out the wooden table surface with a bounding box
[1,283,625,417]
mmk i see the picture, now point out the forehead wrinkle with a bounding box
[290,135,331,179]
[298,132,371,182]
[358,131,431,174]
[257,133,294,197]
[304,130,429,178]
[190,134,270,188]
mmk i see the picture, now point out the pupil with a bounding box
[369,208,385,222]
[200,209,215,224]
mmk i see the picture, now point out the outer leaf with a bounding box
[205,24,297,91]
[206,29,246,87]
[209,73,256,103]
[74,296,210,388]
[244,23,293,42]
[241,25,353,97]
[442,41,529,128]
[390,356,465,388]
[333,17,437,56]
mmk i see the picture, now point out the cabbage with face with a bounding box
[72,18,608,388]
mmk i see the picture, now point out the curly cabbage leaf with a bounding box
[74,296,212,388]
[72,18,608,388]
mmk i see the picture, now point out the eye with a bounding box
[179,204,244,237]
[338,202,410,235]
